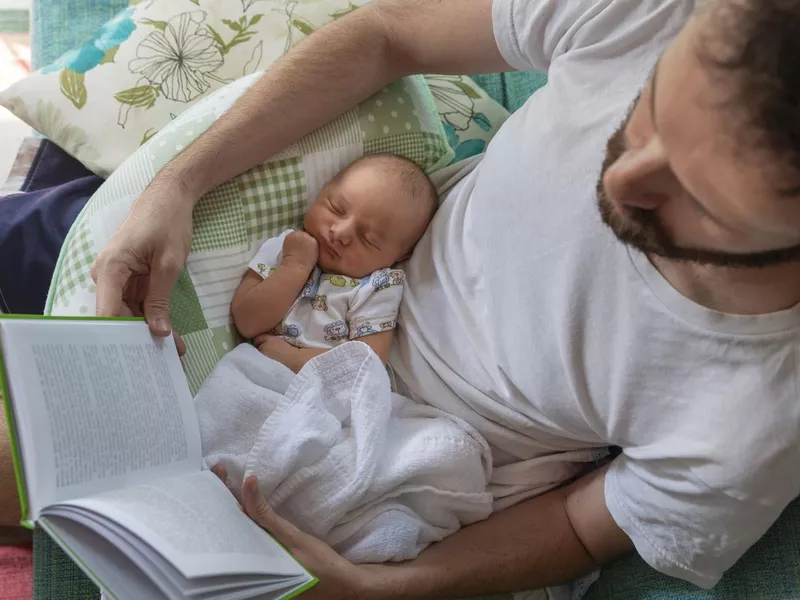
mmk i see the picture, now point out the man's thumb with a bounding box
[243,476,303,547]
[143,262,178,336]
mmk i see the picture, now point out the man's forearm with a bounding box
[366,467,629,599]
[157,5,399,201]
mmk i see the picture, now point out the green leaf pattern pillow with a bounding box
[424,74,510,164]
[0,0,374,176]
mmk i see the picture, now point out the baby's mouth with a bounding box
[320,238,339,259]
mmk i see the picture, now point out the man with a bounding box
[3,0,800,597]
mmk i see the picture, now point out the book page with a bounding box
[0,318,202,518]
[59,471,308,581]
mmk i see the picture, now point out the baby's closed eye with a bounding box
[328,197,344,216]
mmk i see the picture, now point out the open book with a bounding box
[0,315,317,600]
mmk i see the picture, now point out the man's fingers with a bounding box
[119,301,136,318]
[94,260,129,318]
[173,331,186,357]
[211,465,245,510]
[243,476,305,548]
[143,257,180,336]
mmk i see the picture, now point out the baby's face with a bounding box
[304,162,428,279]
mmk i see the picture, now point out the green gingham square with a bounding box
[364,131,452,173]
[238,157,307,241]
[53,222,94,309]
[169,266,208,337]
[191,180,248,253]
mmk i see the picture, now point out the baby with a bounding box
[232,153,438,372]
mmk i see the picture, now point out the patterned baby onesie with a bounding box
[246,229,405,349]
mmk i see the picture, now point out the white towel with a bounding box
[194,342,494,563]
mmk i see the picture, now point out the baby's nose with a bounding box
[331,221,354,245]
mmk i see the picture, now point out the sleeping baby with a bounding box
[198,154,495,564]
[231,153,438,371]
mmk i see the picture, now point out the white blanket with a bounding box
[194,342,494,563]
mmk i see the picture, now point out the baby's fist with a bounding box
[282,231,319,271]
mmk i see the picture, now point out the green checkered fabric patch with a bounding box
[238,157,307,242]
[51,221,94,311]
[192,181,249,253]
[364,131,452,172]
[170,267,208,338]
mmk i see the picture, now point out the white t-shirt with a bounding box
[391,0,800,589]
[247,229,404,348]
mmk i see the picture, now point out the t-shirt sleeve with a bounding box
[491,0,696,72]
[605,452,797,589]
[347,268,405,340]
[246,229,294,279]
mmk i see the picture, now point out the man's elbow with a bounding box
[563,463,635,567]
[367,0,422,78]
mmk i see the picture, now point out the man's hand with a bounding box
[281,231,319,273]
[116,275,187,356]
[212,466,376,599]
[210,460,630,600]
[91,181,194,336]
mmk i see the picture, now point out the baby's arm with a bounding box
[256,330,393,373]
[358,330,393,363]
[232,232,319,339]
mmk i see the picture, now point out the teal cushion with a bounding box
[471,71,548,113]
[33,529,98,600]
[32,0,127,68]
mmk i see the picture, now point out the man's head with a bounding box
[598,0,800,268]
[304,154,438,278]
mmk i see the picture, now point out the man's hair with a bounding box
[699,0,800,194]
[340,153,439,221]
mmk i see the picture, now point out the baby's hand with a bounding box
[255,334,296,367]
[281,231,319,272]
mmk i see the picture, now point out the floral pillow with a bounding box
[0,0,372,176]
[424,74,510,163]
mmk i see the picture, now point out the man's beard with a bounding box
[596,108,800,268]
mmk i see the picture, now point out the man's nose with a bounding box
[603,137,674,212]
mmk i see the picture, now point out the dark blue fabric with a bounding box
[0,141,104,314]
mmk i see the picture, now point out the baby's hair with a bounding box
[337,153,439,223]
